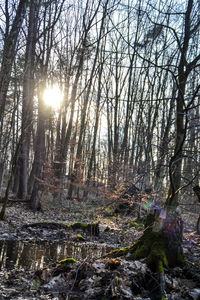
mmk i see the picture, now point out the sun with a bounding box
[43,84,63,109]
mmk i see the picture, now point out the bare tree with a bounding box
[0,0,28,121]
[166,0,200,209]
[16,0,40,199]
[0,0,29,194]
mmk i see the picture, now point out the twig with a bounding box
[66,260,86,299]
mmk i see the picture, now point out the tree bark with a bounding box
[0,0,28,121]
[166,0,193,209]
[16,0,39,199]
[28,85,46,210]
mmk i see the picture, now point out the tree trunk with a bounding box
[28,84,46,209]
[166,0,193,209]
[83,57,103,198]
[0,141,21,220]
[30,181,41,212]
[57,46,85,182]
[0,0,28,194]
[16,0,39,199]
[0,0,28,121]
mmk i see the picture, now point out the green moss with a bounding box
[108,233,150,260]
[147,239,168,268]
[130,231,153,258]
[131,242,149,260]
[107,220,186,276]
[157,260,164,273]
[128,221,143,229]
[69,222,99,236]
[59,258,78,265]
[108,229,169,272]
[106,206,115,216]
[69,222,87,229]
[76,233,85,241]
[107,244,134,258]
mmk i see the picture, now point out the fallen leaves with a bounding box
[0,203,199,299]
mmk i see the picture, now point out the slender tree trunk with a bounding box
[28,84,46,210]
[166,0,193,209]
[58,47,85,181]
[0,140,21,220]
[83,56,104,198]
[154,93,175,190]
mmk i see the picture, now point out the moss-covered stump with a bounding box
[69,222,99,236]
[107,208,184,300]
[108,231,168,267]
[109,209,184,265]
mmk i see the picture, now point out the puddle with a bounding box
[0,240,113,271]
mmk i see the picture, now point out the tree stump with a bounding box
[107,206,184,299]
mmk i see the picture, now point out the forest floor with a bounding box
[0,194,200,300]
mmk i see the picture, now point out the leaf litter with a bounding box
[0,202,199,299]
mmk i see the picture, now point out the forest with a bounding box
[0,0,200,299]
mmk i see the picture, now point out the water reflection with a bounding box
[0,240,112,271]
